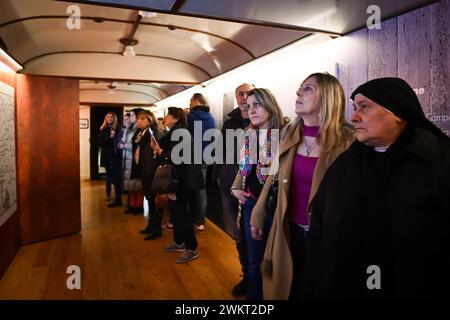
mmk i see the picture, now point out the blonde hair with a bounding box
[304,72,353,154]
[137,110,157,129]
[247,88,285,130]
[100,112,118,131]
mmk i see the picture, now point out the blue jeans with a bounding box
[243,197,273,300]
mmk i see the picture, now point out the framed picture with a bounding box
[79,118,89,129]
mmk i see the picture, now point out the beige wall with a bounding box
[79,105,90,179]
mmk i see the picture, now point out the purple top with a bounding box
[303,124,320,138]
[289,154,318,225]
[289,124,320,225]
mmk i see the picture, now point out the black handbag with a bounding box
[150,158,178,194]
[265,176,279,216]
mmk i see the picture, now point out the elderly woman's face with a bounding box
[351,94,404,147]
[296,76,320,117]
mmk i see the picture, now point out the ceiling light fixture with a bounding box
[123,45,135,57]
[120,38,139,57]
[139,11,157,18]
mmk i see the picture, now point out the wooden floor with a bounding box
[0,180,242,299]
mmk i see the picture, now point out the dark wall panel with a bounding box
[398,4,432,115]
[338,0,449,136]
[430,0,450,135]
[336,28,368,120]
[16,74,81,245]
[0,68,19,279]
[368,17,398,79]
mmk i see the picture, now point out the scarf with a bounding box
[134,128,148,165]
[239,129,272,184]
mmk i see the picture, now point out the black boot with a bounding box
[144,211,162,240]
[139,218,152,234]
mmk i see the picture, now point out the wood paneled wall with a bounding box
[336,0,449,135]
[16,74,81,245]
[0,66,19,279]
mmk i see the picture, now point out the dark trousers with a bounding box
[218,167,248,278]
[170,191,198,251]
[111,159,122,203]
[289,223,308,300]
[191,165,208,225]
[105,163,112,198]
[243,197,273,300]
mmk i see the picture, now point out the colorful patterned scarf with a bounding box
[239,129,272,184]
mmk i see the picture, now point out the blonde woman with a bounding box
[231,88,285,300]
[250,73,355,299]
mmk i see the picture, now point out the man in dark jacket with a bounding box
[187,93,216,230]
[218,83,254,297]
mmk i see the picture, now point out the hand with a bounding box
[167,193,177,201]
[150,136,162,154]
[232,189,249,204]
[110,130,115,138]
[118,143,124,150]
[251,226,264,240]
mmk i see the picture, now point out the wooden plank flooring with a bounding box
[0,180,242,299]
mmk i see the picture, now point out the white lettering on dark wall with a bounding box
[413,88,425,95]
[426,114,450,122]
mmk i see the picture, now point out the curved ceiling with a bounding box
[0,0,313,104]
[1,0,434,104]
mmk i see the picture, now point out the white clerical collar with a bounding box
[374,146,389,152]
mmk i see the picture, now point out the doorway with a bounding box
[89,106,124,180]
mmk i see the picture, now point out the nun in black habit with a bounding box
[303,77,450,299]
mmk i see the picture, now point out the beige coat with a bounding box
[249,118,355,300]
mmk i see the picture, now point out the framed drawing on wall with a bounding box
[79,118,89,129]
[0,81,18,227]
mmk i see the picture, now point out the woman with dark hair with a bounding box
[230,88,286,300]
[250,73,355,300]
[304,77,450,299]
[150,107,204,263]
[121,108,144,214]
